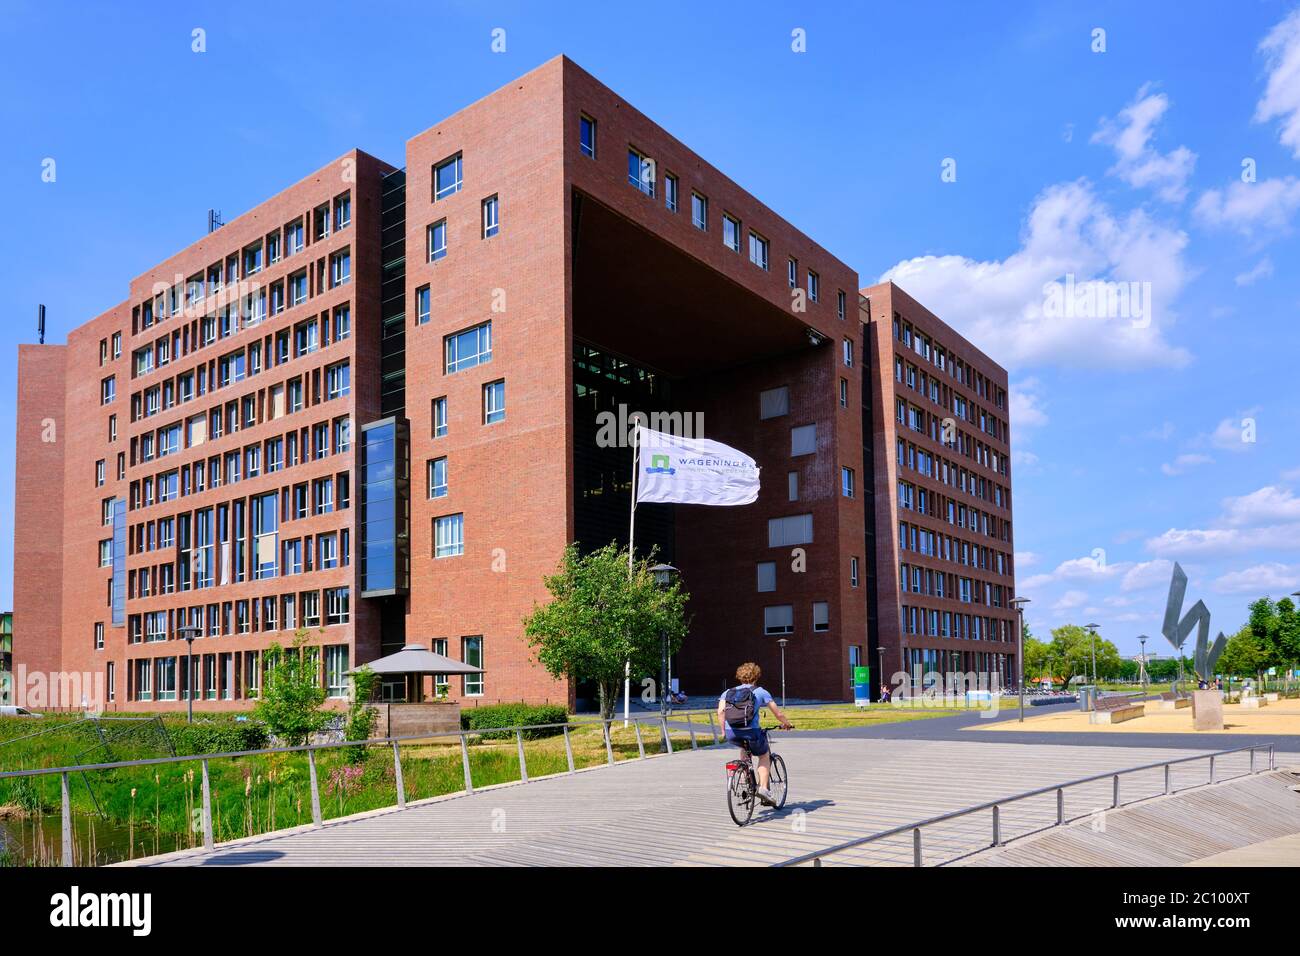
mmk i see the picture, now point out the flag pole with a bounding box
[623,425,639,727]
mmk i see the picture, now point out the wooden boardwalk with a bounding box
[958,769,1300,867]
[123,736,1263,867]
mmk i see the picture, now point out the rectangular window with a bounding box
[843,338,854,367]
[768,514,813,547]
[764,605,794,636]
[432,396,448,438]
[94,622,105,650]
[579,114,597,158]
[463,636,484,696]
[334,193,351,230]
[812,601,830,632]
[95,459,106,487]
[788,257,798,289]
[627,147,655,196]
[416,285,431,325]
[445,322,491,373]
[325,645,349,697]
[664,173,678,212]
[748,231,769,270]
[101,376,116,404]
[808,270,820,303]
[840,377,849,407]
[850,556,860,588]
[434,154,463,200]
[481,195,499,238]
[756,562,776,593]
[483,380,505,424]
[791,423,816,456]
[722,214,741,252]
[428,219,448,261]
[691,193,708,231]
[435,514,464,558]
[330,249,351,287]
[841,466,856,498]
[760,386,789,420]
[429,457,448,498]
[326,362,351,400]
[788,471,798,501]
[289,271,307,306]
[838,290,847,321]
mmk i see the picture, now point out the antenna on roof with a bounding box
[207,208,224,233]
[37,304,46,345]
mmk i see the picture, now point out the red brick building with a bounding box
[11,57,1015,711]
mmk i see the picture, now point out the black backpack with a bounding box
[723,686,756,728]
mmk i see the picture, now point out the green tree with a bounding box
[254,635,331,746]
[1022,635,1051,681]
[1218,625,1266,679]
[1048,625,1122,683]
[524,542,689,720]
[344,665,380,763]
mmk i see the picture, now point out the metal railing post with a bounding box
[912,827,922,866]
[686,714,698,750]
[991,805,1000,847]
[1270,743,1276,770]
[308,750,323,826]
[660,717,672,754]
[1164,762,1171,795]
[460,733,474,794]
[61,772,73,867]
[1209,754,1215,785]
[633,720,646,759]
[201,759,214,850]
[707,711,719,744]
[516,729,529,783]
[813,857,822,868]
[392,741,406,809]
[602,720,615,765]
[1056,788,1064,825]
[563,726,575,774]
[1112,774,1120,809]
[1250,747,1255,774]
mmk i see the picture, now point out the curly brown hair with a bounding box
[735,662,762,685]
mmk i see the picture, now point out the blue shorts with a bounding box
[729,726,769,756]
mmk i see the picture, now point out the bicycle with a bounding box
[724,726,790,826]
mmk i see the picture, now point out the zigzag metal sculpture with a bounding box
[1161,561,1226,680]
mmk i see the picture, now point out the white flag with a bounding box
[635,426,760,506]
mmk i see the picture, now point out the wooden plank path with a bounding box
[125,737,1238,867]
[958,769,1300,867]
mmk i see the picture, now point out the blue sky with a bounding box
[1,1,1298,655]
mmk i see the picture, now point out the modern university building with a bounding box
[12,56,1017,711]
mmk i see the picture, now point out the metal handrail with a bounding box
[0,708,724,866]
[774,742,1277,868]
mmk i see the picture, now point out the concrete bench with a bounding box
[1240,696,1268,709]
[1090,695,1145,724]
[1155,692,1191,711]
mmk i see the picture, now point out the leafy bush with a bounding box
[344,666,380,764]
[167,718,270,756]
[461,704,568,740]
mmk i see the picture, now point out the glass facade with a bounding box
[111,498,127,626]
[360,417,410,596]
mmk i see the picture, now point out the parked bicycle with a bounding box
[725,726,790,826]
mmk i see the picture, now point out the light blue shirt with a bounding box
[719,683,772,733]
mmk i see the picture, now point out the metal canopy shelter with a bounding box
[348,643,484,702]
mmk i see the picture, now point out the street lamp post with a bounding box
[1085,623,1100,710]
[1138,635,1148,694]
[649,564,679,717]
[176,624,202,724]
[1010,598,1030,723]
[777,638,789,708]
[876,645,886,702]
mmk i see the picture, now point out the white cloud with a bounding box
[1255,7,1300,159]
[881,180,1192,370]
[1220,485,1300,527]
[1208,413,1258,452]
[1147,522,1300,558]
[1144,421,1176,441]
[1212,562,1300,594]
[1015,551,1040,569]
[1194,177,1300,234]
[1053,590,1088,612]
[1283,466,1300,482]
[1010,378,1049,429]
[1234,257,1274,286]
[1161,453,1213,476]
[1014,450,1041,469]
[1092,84,1196,202]
[1121,559,1175,592]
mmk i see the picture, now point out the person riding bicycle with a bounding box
[718,662,792,806]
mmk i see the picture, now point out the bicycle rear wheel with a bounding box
[768,753,788,809]
[727,769,756,826]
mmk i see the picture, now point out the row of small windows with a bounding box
[580,112,844,314]
[897,438,1009,513]
[898,520,1011,577]
[124,643,351,703]
[893,313,1007,411]
[900,606,1014,642]
[762,602,830,636]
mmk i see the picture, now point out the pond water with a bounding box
[0,811,172,867]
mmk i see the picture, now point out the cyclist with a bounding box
[718,662,792,805]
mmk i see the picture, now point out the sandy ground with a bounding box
[968,699,1300,735]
